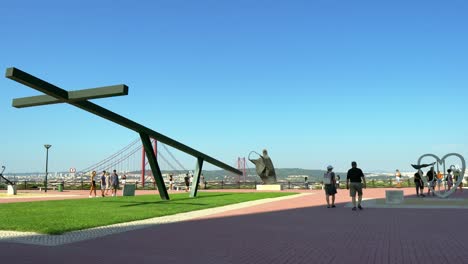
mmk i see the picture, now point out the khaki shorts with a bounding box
[349,182,363,197]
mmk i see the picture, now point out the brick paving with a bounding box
[1,187,468,264]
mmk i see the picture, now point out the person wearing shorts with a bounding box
[105,172,111,196]
[454,168,463,192]
[111,170,119,197]
[346,161,366,211]
[426,167,436,196]
[169,174,174,191]
[414,170,425,197]
[89,171,97,198]
[100,170,106,197]
[395,169,401,188]
[446,169,453,191]
[184,173,190,192]
[323,165,337,208]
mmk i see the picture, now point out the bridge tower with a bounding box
[237,157,246,182]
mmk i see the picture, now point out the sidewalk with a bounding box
[1,188,468,264]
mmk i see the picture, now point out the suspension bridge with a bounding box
[77,138,250,186]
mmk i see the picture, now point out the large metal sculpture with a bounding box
[0,166,14,185]
[248,149,277,184]
[412,153,465,198]
[0,165,17,195]
[5,67,242,200]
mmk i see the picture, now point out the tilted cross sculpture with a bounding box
[5,67,242,200]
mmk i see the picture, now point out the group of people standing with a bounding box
[323,161,366,211]
[413,166,463,197]
[168,173,205,191]
[89,170,124,198]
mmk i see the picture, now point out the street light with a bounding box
[44,144,52,192]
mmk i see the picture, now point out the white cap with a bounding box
[327,165,333,170]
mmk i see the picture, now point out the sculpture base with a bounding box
[7,185,17,195]
[256,184,283,191]
[122,184,136,196]
[385,190,404,204]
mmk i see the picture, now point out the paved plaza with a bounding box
[1,187,468,264]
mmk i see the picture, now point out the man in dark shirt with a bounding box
[346,161,366,211]
[426,167,436,196]
[414,170,425,197]
[111,170,119,197]
[184,173,190,192]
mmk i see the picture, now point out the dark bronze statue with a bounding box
[0,166,14,185]
[249,149,277,184]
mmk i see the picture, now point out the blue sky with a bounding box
[1,0,467,173]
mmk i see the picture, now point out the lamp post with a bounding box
[44,144,52,192]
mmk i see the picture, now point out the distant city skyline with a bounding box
[1,1,467,173]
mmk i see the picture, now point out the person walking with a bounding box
[436,170,443,192]
[414,170,425,197]
[169,174,174,191]
[426,167,436,196]
[189,174,193,191]
[201,174,207,189]
[184,173,190,192]
[346,161,366,211]
[335,175,341,190]
[100,170,106,197]
[323,165,337,208]
[395,169,401,188]
[105,172,111,196]
[200,174,205,189]
[89,171,97,198]
[111,170,119,197]
[446,169,453,191]
[454,168,463,192]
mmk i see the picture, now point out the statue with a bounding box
[0,166,14,185]
[248,149,277,184]
[1,165,17,195]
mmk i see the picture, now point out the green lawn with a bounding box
[0,192,295,235]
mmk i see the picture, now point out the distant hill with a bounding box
[169,168,395,182]
[176,168,349,182]
[4,168,398,182]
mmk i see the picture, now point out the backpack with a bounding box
[323,172,334,184]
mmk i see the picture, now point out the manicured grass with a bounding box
[0,192,295,235]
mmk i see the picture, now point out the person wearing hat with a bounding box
[323,165,337,208]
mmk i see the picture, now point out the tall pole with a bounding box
[141,146,146,187]
[237,157,246,182]
[243,157,246,182]
[44,144,52,192]
[237,157,241,182]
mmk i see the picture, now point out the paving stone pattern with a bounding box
[1,188,468,264]
[0,193,307,246]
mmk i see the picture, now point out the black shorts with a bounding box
[92,181,96,187]
[324,184,337,195]
[415,181,424,189]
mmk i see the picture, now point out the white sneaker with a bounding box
[88,195,92,198]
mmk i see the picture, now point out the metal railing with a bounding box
[2,178,446,191]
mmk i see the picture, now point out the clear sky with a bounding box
[1,0,467,173]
